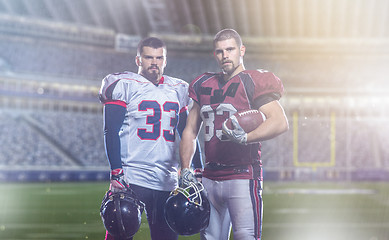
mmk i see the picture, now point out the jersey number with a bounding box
[138,100,179,142]
[201,103,237,141]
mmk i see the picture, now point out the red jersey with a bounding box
[189,69,284,180]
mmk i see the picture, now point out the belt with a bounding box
[205,163,250,174]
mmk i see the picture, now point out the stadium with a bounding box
[0,0,389,239]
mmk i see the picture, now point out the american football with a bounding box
[226,109,265,133]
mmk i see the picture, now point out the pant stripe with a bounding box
[250,179,262,239]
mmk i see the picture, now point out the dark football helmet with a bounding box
[100,189,145,239]
[164,182,210,236]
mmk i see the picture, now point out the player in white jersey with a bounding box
[99,37,202,240]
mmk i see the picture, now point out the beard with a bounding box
[221,61,238,75]
[141,67,160,83]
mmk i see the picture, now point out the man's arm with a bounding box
[103,103,128,191]
[247,100,289,143]
[177,109,203,169]
[104,103,126,169]
[179,101,203,169]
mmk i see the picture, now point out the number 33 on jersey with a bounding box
[99,72,190,172]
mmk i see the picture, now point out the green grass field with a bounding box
[1,181,389,240]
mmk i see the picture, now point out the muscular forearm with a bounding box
[178,109,203,169]
[179,130,197,169]
[247,116,288,142]
[179,101,202,169]
[247,100,289,143]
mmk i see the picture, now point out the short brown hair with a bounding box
[137,37,166,56]
[213,29,242,47]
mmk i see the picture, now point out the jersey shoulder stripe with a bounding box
[162,75,189,87]
[99,72,153,103]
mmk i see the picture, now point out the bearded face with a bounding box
[141,64,160,82]
[214,38,245,78]
[137,46,167,84]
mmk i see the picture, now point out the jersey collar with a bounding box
[158,76,165,85]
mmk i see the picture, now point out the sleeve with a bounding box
[188,80,199,104]
[179,81,190,114]
[103,104,126,170]
[249,70,284,109]
[177,109,188,138]
[188,73,209,104]
[99,74,130,105]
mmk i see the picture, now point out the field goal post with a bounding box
[292,111,336,171]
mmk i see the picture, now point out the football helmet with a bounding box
[100,189,145,239]
[164,182,210,236]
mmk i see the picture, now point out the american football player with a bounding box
[100,37,203,240]
[179,29,289,240]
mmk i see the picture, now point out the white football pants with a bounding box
[201,178,263,240]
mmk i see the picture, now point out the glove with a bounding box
[179,168,198,188]
[110,168,128,192]
[222,115,248,144]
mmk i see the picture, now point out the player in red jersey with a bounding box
[179,29,289,239]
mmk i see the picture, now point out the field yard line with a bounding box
[0,222,101,230]
[266,188,377,195]
[0,222,149,231]
[263,222,389,228]
[366,193,389,207]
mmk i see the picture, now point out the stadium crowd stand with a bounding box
[0,111,72,167]
[29,111,107,167]
[0,35,131,80]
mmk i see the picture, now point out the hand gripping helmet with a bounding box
[164,182,210,235]
[100,189,145,239]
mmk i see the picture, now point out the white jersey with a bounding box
[100,71,190,191]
